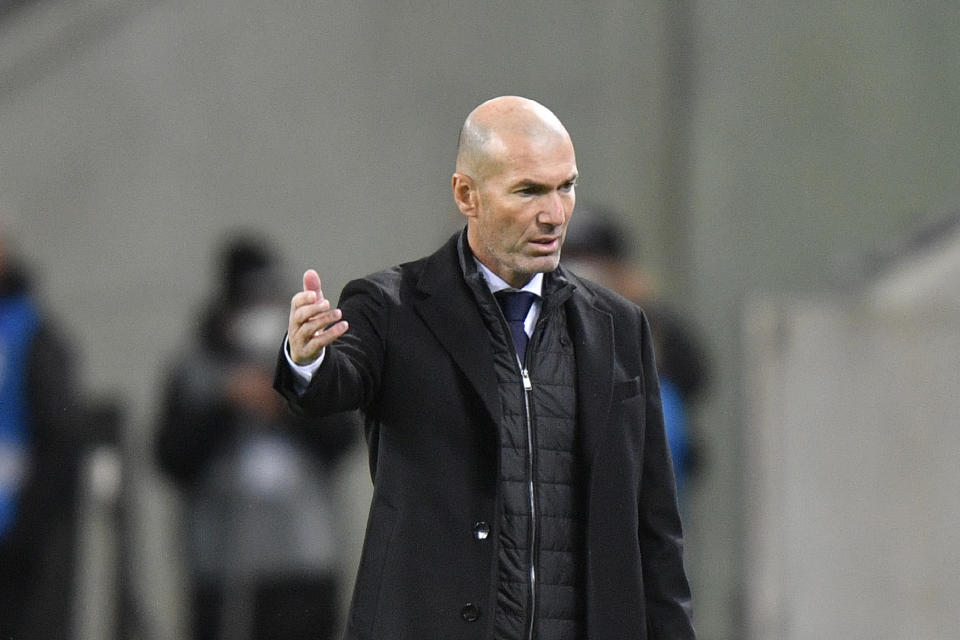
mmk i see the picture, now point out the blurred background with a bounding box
[1,1,958,638]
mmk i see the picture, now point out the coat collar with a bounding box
[411,230,616,458]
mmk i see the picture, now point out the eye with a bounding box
[559,180,576,192]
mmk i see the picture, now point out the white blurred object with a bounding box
[743,231,960,639]
[73,446,123,640]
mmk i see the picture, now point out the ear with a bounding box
[452,172,479,219]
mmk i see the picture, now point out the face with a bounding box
[455,133,578,288]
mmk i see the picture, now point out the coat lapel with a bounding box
[407,235,617,453]
[566,284,615,462]
[411,236,501,424]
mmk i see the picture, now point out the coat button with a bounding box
[473,521,490,540]
[461,603,481,622]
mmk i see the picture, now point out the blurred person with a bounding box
[0,219,82,638]
[562,206,711,498]
[275,96,694,639]
[155,234,357,640]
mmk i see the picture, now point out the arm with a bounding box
[274,269,387,418]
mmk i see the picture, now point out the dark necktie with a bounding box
[495,290,537,364]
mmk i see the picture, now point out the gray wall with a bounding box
[683,3,960,635]
[2,1,959,638]
[738,226,960,639]
[743,275,960,638]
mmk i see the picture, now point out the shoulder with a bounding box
[341,233,459,306]
[341,253,431,306]
[562,267,646,323]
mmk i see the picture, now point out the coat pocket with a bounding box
[612,376,642,401]
[611,376,647,461]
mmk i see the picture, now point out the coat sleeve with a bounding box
[636,310,696,638]
[274,275,390,418]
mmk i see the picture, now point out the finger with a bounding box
[293,304,330,330]
[307,319,349,345]
[293,320,349,364]
[291,293,330,319]
[303,269,322,296]
[294,307,342,335]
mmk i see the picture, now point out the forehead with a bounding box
[489,132,578,184]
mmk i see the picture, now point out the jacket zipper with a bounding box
[497,294,541,640]
[521,365,537,640]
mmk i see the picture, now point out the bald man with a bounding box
[275,97,694,639]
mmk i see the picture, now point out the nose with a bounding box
[539,191,567,227]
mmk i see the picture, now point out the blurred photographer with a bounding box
[156,234,356,640]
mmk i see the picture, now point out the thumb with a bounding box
[303,269,322,296]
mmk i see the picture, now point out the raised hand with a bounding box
[287,269,349,365]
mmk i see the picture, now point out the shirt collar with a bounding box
[473,259,543,298]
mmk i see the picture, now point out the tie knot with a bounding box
[495,290,537,322]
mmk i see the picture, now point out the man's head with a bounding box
[452,96,578,288]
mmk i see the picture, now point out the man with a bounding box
[0,220,80,638]
[275,96,694,639]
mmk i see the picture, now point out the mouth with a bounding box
[529,236,561,253]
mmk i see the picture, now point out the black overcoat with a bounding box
[275,232,694,639]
